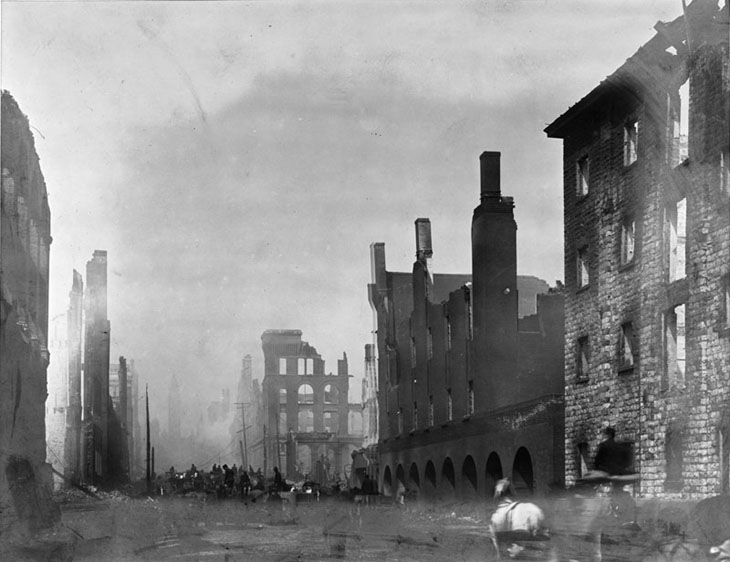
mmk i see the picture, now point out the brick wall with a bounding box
[548,6,729,499]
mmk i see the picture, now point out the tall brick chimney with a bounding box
[480,151,501,201]
[415,218,433,262]
[471,151,518,411]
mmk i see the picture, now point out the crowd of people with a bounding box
[163,463,268,498]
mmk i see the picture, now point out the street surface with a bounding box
[3,490,727,562]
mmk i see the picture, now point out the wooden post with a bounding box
[146,385,151,493]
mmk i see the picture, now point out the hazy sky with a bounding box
[2,1,682,425]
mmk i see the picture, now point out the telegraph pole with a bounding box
[145,384,151,493]
[263,424,267,478]
[234,402,249,469]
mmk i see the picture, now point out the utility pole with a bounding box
[263,424,267,478]
[234,402,249,469]
[275,405,282,473]
[145,384,151,493]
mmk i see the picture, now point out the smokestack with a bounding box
[415,218,433,261]
[480,151,501,201]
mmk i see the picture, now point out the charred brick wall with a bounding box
[369,156,566,498]
[547,2,729,498]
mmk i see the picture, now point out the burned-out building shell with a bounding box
[546,0,730,498]
[369,152,565,498]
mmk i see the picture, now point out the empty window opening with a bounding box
[410,337,416,368]
[324,384,338,404]
[467,381,475,415]
[577,247,590,287]
[668,81,690,166]
[621,217,636,265]
[724,281,730,327]
[279,410,287,433]
[576,156,590,196]
[397,409,403,434]
[298,358,305,375]
[719,427,730,494]
[721,150,730,195]
[577,442,590,478]
[298,384,314,404]
[412,402,418,430]
[667,198,687,282]
[577,337,590,381]
[678,80,689,161]
[306,358,313,374]
[427,328,433,360]
[298,409,314,433]
[279,388,287,405]
[620,322,635,369]
[665,426,684,491]
[447,389,453,421]
[323,412,338,433]
[428,395,434,427]
[624,119,638,166]
[665,304,686,387]
[279,358,287,375]
[446,317,452,350]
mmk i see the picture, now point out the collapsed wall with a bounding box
[0,91,59,538]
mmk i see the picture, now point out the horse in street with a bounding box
[489,478,550,559]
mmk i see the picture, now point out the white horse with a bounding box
[710,539,730,561]
[489,478,550,558]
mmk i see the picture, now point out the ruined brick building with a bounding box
[369,152,565,498]
[109,357,141,479]
[261,330,364,483]
[545,0,729,498]
[1,91,58,535]
[80,250,133,487]
[44,264,134,488]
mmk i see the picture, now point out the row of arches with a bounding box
[381,447,535,498]
[280,384,341,405]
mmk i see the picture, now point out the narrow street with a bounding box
[7,490,725,562]
[48,494,492,562]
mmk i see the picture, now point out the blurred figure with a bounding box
[239,470,251,498]
[273,466,283,492]
[594,427,623,475]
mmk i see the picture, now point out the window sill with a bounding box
[619,260,636,273]
[618,364,635,375]
[576,284,591,294]
[575,377,589,384]
[576,193,590,204]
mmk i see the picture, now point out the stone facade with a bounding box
[261,330,364,483]
[546,0,729,498]
[369,152,565,499]
[1,91,58,536]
